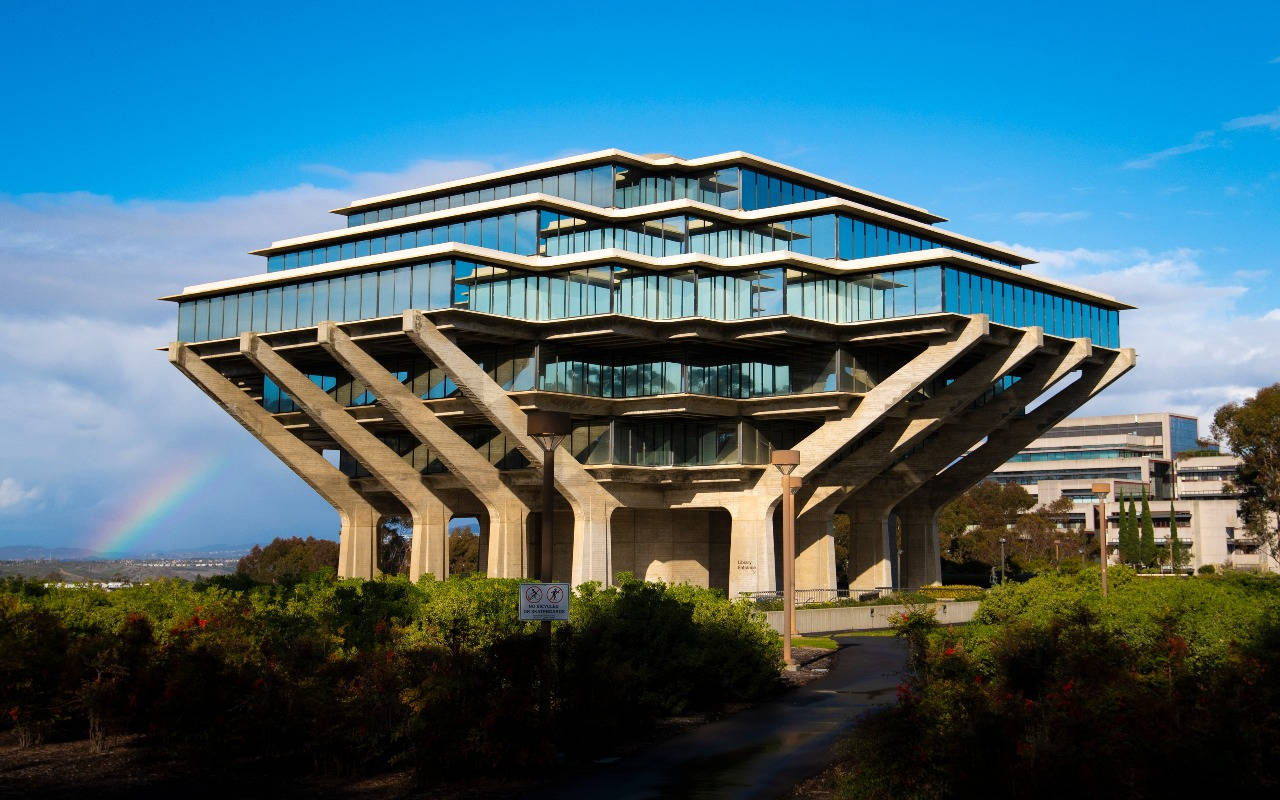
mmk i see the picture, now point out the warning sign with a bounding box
[519,582,570,621]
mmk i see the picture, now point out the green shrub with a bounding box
[1198,563,1216,575]
[836,567,1280,797]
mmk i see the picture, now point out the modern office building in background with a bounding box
[989,412,1274,572]
[165,150,1134,594]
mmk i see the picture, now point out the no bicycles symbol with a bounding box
[519,582,570,621]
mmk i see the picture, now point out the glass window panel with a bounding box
[193,298,209,341]
[221,293,237,335]
[407,263,427,309]
[811,215,836,259]
[342,275,359,321]
[280,284,297,330]
[312,279,329,323]
[268,255,284,271]
[207,297,224,339]
[515,210,537,254]
[481,216,498,250]
[393,266,412,313]
[296,283,313,327]
[378,269,395,315]
[178,302,195,341]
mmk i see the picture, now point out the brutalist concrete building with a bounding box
[164,150,1134,596]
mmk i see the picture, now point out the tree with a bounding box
[1167,499,1188,571]
[1139,490,1156,567]
[1118,497,1139,565]
[449,526,481,576]
[1212,384,1280,565]
[378,516,411,576]
[236,536,339,584]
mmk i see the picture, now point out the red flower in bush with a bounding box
[8,706,18,722]
[945,647,956,656]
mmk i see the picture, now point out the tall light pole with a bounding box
[998,537,1007,584]
[528,411,572,634]
[771,449,800,670]
[1092,481,1111,598]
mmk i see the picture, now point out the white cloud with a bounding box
[1122,130,1216,169]
[1001,244,1280,423]
[1270,56,1280,64]
[1223,107,1280,131]
[0,158,495,550]
[0,478,40,512]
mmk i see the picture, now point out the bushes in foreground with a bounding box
[837,569,1280,798]
[0,573,779,779]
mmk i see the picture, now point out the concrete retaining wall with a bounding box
[764,600,981,635]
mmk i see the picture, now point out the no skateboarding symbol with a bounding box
[519,582,570,621]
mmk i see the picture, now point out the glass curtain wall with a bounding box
[180,260,1119,347]
[274,209,1016,273]
[342,164,814,227]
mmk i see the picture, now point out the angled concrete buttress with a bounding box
[238,333,457,578]
[168,343,379,579]
[880,340,1131,581]
[754,314,991,591]
[837,339,1096,586]
[317,322,532,581]
[402,310,620,585]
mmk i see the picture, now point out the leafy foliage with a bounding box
[448,527,480,576]
[1213,383,1280,564]
[938,483,1081,579]
[836,569,1280,797]
[236,536,338,584]
[1139,490,1156,567]
[0,572,779,781]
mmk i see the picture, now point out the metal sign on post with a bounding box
[519,582,570,621]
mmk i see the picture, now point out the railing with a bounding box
[742,588,892,605]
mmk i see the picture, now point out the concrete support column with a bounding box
[795,515,838,592]
[409,496,451,582]
[239,332,452,580]
[168,342,381,580]
[403,310,620,585]
[317,322,532,580]
[571,499,613,586]
[846,501,893,589]
[897,503,942,587]
[727,499,777,598]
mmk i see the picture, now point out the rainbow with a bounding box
[90,453,226,557]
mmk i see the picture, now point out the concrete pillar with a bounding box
[168,343,383,580]
[727,499,777,598]
[846,500,893,589]
[317,322,531,580]
[239,332,459,579]
[795,515,838,593]
[897,503,942,587]
[403,310,620,584]
[409,496,451,582]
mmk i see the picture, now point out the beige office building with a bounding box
[990,412,1275,572]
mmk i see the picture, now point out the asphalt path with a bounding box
[525,635,908,799]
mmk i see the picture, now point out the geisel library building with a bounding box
[165,150,1135,596]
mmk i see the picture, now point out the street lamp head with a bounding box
[999,537,1007,544]
[771,449,800,476]
[527,410,572,453]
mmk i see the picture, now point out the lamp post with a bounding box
[1079,546,1085,565]
[998,537,1007,584]
[1091,481,1111,598]
[771,449,800,670]
[527,411,572,635]
[1054,538,1061,567]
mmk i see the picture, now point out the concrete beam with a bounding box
[803,327,1045,512]
[403,310,620,585]
[316,322,531,581]
[238,332,466,578]
[168,343,379,579]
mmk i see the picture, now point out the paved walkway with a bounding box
[526,635,908,800]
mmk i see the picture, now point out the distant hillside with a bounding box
[0,545,95,560]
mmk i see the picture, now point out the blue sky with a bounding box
[1,0,1278,552]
